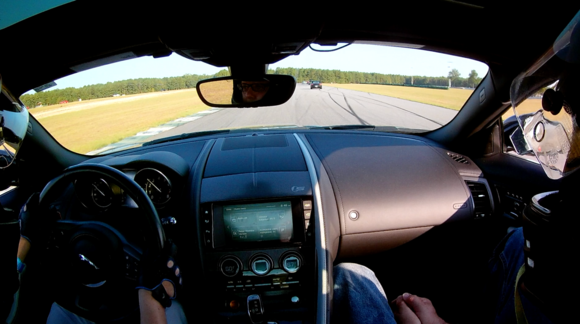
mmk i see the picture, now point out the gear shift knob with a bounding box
[247,294,264,324]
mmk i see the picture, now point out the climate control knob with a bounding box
[220,256,242,277]
[250,256,272,276]
[281,253,301,273]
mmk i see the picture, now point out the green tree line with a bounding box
[22,68,482,108]
[21,73,217,107]
[274,67,482,88]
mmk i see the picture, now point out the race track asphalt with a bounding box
[148,84,457,140]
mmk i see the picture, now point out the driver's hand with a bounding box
[19,192,54,247]
[137,243,182,308]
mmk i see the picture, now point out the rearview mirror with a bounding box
[196,75,296,108]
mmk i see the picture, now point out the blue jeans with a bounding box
[333,263,396,324]
[333,228,552,324]
[487,227,552,324]
[46,300,188,324]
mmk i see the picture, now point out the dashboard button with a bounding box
[204,227,212,246]
[303,200,312,210]
[229,300,240,310]
[348,210,359,220]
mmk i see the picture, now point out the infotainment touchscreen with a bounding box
[223,201,294,243]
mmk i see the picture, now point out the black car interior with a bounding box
[2,1,580,324]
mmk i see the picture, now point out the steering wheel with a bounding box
[38,163,165,322]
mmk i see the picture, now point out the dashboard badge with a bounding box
[453,203,467,210]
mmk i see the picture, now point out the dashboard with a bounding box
[52,130,494,323]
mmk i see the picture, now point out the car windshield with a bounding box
[21,44,488,155]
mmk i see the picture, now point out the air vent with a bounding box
[447,152,470,164]
[466,181,492,219]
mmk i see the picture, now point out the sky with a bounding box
[41,44,489,92]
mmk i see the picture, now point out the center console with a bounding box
[199,197,315,323]
[195,134,318,323]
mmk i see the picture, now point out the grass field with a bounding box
[327,84,474,110]
[502,98,573,134]
[501,99,541,119]
[198,80,234,105]
[30,89,209,154]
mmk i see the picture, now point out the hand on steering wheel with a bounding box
[37,163,166,322]
[137,242,182,308]
[19,192,56,247]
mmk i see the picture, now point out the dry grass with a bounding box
[30,89,209,153]
[501,99,542,119]
[198,80,234,104]
[327,84,474,110]
[502,99,568,123]
[31,96,121,113]
[502,98,573,134]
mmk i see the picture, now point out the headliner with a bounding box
[1,0,579,96]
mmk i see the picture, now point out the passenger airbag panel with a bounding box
[306,133,473,235]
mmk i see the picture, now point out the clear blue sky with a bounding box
[46,44,489,91]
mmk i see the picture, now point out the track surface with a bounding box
[149,85,457,139]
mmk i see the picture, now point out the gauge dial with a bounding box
[91,178,113,208]
[134,168,172,205]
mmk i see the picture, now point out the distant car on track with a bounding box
[310,81,322,89]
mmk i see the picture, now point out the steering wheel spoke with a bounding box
[46,220,75,252]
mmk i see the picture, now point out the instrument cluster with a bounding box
[74,167,173,211]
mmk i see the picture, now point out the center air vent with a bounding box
[448,152,470,164]
[465,181,492,219]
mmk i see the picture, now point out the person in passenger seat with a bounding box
[333,10,580,324]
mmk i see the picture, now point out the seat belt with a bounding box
[515,265,528,324]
